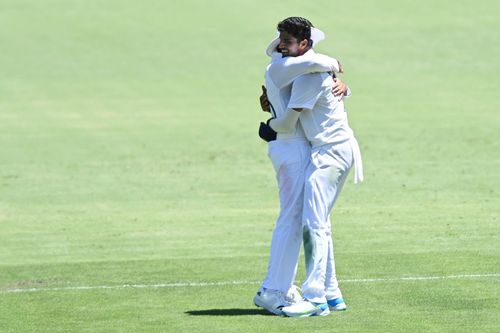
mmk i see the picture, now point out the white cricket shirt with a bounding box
[265,50,340,140]
[288,73,354,147]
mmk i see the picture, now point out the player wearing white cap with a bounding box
[268,21,363,317]
[254,17,350,316]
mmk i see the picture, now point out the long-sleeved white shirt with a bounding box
[264,49,341,139]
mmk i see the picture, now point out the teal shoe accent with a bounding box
[327,297,347,311]
[327,297,344,307]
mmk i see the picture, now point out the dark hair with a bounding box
[277,17,313,45]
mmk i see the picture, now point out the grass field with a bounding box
[0,0,499,332]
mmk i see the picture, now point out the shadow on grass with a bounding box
[186,308,273,316]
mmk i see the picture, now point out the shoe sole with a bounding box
[253,299,284,316]
[328,304,347,311]
[283,305,330,318]
[284,310,330,317]
[295,309,330,317]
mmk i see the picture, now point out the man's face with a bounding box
[278,31,308,57]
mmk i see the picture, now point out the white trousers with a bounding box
[261,138,310,292]
[301,139,355,303]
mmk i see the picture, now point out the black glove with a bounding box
[258,121,277,142]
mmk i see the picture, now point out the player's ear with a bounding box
[299,39,309,49]
[298,39,309,53]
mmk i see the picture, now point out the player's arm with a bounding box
[268,74,322,133]
[267,108,302,133]
[269,53,341,89]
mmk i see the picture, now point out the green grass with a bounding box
[0,0,499,332]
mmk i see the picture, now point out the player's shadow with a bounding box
[185,308,272,316]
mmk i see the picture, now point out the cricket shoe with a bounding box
[327,297,347,311]
[253,285,302,316]
[286,285,303,304]
[281,300,330,317]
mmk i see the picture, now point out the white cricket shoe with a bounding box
[327,297,347,311]
[253,285,302,316]
[286,285,303,304]
[281,299,330,317]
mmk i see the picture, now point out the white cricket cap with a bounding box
[265,27,325,57]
